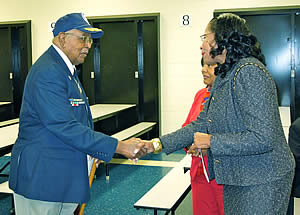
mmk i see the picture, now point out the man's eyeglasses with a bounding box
[65,32,93,44]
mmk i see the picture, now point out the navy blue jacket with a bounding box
[9,46,118,203]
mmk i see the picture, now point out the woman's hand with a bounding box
[188,132,211,153]
[187,148,207,156]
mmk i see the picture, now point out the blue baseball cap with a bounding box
[52,13,104,39]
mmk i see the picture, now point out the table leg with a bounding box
[105,163,109,181]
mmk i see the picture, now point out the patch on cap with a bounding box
[84,27,102,32]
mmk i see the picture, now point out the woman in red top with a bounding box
[182,61,224,215]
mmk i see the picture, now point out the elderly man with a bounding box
[9,13,146,215]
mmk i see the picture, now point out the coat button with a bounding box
[212,97,215,101]
[215,160,221,164]
[208,119,212,123]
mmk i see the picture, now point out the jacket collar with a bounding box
[52,44,75,75]
[47,46,75,78]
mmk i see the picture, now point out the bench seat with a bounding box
[0,118,19,128]
[112,122,156,140]
[134,155,192,215]
[0,181,12,194]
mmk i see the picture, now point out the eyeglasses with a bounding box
[200,33,214,42]
[208,63,217,68]
[65,32,93,44]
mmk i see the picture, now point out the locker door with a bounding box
[143,19,159,122]
[242,14,291,107]
[94,21,138,104]
[0,27,13,102]
[295,13,300,119]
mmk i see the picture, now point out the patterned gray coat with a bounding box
[160,57,295,186]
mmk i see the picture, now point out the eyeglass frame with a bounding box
[65,32,93,45]
[200,32,214,42]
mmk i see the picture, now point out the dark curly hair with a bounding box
[208,13,266,78]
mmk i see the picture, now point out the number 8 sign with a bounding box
[180,14,191,26]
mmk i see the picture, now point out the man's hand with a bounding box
[115,138,148,161]
[94,159,102,168]
[141,140,155,154]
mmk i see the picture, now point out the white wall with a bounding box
[1,0,298,135]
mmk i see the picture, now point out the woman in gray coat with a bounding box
[147,13,295,214]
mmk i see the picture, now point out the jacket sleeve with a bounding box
[210,64,282,156]
[289,117,300,197]
[31,65,118,162]
[289,118,300,167]
[160,101,209,155]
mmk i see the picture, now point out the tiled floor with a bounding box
[0,152,192,215]
[0,153,300,215]
[83,151,190,215]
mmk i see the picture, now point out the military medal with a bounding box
[69,98,85,106]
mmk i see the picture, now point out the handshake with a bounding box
[115,132,212,162]
[115,137,161,162]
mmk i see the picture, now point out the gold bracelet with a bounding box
[152,138,162,154]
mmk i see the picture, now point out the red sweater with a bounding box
[182,88,210,127]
